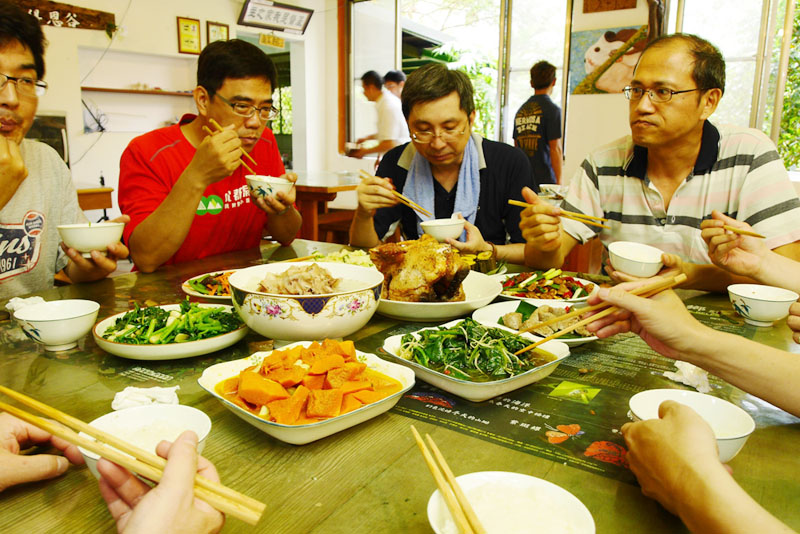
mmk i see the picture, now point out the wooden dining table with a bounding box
[1,239,799,533]
[293,171,359,241]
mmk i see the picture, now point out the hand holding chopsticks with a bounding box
[411,425,486,534]
[358,170,433,218]
[203,118,257,175]
[0,386,265,525]
[514,273,687,354]
[509,199,610,230]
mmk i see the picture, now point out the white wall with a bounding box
[562,0,649,183]
[37,0,329,219]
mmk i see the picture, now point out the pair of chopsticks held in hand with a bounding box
[0,385,265,525]
[513,273,688,355]
[411,425,486,534]
[359,170,433,218]
[202,117,258,175]
[508,199,610,230]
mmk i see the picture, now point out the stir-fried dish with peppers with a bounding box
[186,271,234,296]
[501,268,594,299]
[397,318,557,382]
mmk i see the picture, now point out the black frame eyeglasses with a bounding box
[622,86,705,103]
[215,93,279,121]
[0,74,47,97]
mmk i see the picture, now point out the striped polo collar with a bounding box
[625,120,721,180]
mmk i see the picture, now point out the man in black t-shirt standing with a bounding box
[513,61,563,188]
[349,63,535,265]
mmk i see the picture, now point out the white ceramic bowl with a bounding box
[14,299,100,351]
[245,175,293,199]
[377,271,502,322]
[57,222,124,257]
[382,320,570,402]
[420,218,465,242]
[229,262,384,341]
[77,404,212,479]
[608,241,664,278]
[727,283,799,327]
[629,389,755,462]
[198,342,415,445]
[428,471,594,534]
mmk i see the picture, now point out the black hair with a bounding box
[360,70,383,89]
[530,61,556,90]
[383,70,406,84]
[197,39,277,98]
[0,1,47,79]
[641,33,726,95]
[401,63,474,119]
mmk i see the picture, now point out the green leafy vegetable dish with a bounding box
[397,318,557,382]
[103,299,243,345]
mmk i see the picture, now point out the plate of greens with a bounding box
[182,271,236,300]
[93,300,248,360]
[381,318,570,402]
[472,300,598,347]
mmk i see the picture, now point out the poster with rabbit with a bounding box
[568,25,648,94]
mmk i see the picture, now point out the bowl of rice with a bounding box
[228,262,384,341]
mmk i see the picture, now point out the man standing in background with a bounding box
[383,70,406,97]
[349,70,410,160]
[513,61,563,189]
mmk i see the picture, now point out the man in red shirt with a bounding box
[119,40,301,272]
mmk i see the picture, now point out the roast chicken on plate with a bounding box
[369,234,470,302]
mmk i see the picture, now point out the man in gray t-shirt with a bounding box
[0,4,128,299]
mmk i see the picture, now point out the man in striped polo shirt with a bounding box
[519,33,800,292]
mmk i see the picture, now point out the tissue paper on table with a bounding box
[663,361,711,393]
[112,386,180,410]
[6,296,47,314]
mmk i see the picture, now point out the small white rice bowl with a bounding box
[608,241,664,278]
[727,283,799,327]
[246,175,293,199]
[629,389,755,462]
[13,299,99,351]
[229,262,383,340]
[420,218,465,242]
[77,404,211,479]
[57,222,124,256]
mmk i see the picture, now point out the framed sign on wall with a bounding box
[238,0,313,35]
[177,16,201,54]
[207,21,229,43]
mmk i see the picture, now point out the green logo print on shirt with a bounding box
[196,195,224,216]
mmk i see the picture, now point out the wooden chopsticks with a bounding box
[508,199,610,230]
[514,273,687,355]
[203,118,257,175]
[0,386,265,525]
[723,225,765,239]
[411,425,485,534]
[273,255,315,263]
[358,170,433,218]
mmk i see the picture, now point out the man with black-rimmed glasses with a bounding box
[119,39,301,272]
[520,33,800,292]
[0,1,129,298]
[350,63,534,264]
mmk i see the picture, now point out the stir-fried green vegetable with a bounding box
[103,299,243,344]
[397,318,557,382]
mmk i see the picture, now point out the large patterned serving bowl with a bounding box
[228,262,383,341]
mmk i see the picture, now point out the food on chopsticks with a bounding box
[370,234,469,302]
[215,339,403,425]
[500,301,591,338]
[258,263,341,295]
[186,271,234,296]
[501,268,594,299]
[397,318,557,382]
[102,300,243,344]
[311,248,375,267]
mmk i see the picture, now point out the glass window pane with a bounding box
[714,60,757,127]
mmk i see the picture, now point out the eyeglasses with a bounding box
[215,93,279,121]
[410,128,468,144]
[0,74,47,97]
[622,86,705,103]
